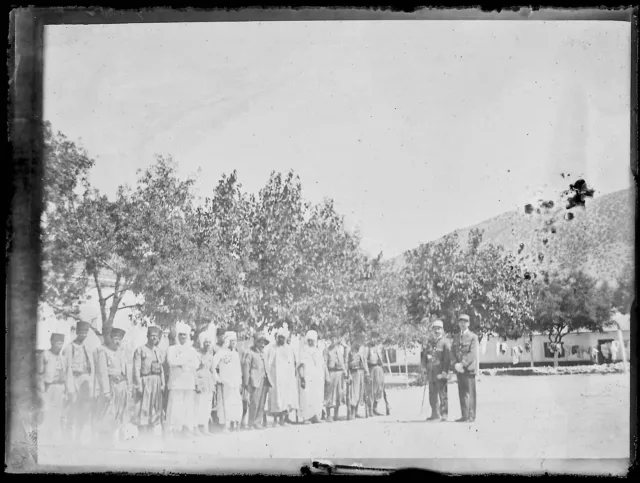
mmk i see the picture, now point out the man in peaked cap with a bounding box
[424,320,451,422]
[94,327,131,445]
[132,326,165,436]
[37,332,71,445]
[62,320,96,444]
[452,314,478,423]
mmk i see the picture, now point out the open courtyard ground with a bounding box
[37,374,631,475]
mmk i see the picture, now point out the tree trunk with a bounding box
[476,334,481,377]
[529,334,534,368]
[405,354,409,388]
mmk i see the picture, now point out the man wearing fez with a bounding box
[132,326,165,436]
[452,314,479,423]
[364,335,387,417]
[37,332,71,445]
[324,335,348,422]
[166,322,201,438]
[62,320,95,443]
[94,327,131,445]
[242,331,271,430]
[425,320,451,422]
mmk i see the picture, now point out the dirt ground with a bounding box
[37,374,631,475]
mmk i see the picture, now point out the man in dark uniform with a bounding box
[452,314,478,423]
[424,320,451,422]
[242,331,271,430]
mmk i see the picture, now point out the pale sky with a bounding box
[43,21,631,259]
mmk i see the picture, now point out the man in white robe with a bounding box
[264,327,299,426]
[297,330,328,424]
[212,331,243,432]
[166,322,201,438]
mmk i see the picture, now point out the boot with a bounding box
[374,402,384,416]
[198,425,211,436]
[333,407,340,422]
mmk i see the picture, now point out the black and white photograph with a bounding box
[7,8,635,476]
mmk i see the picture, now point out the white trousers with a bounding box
[166,390,196,431]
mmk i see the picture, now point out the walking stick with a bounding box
[420,380,427,414]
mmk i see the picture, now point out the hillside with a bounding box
[391,187,635,283]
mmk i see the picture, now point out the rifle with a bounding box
[383,387,391,416]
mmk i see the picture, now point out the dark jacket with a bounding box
[452,331,479,375]
[426,336,451,379]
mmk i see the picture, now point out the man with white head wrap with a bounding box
[166,322,201,438]
[212,331,243,431]
[297,330,328,424]
[264,326,299,426]
[194,332,216,436]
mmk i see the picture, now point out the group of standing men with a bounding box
[422,314,478,423]
[37,320,391,446]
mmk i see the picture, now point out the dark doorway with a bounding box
[597,339,614,364]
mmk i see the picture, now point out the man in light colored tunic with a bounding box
[37,332,71,445]
[364,339,386,416]
[166,322,201,438]
[63,321,95,444]
[324,337,348,422]
[297,330,328,424]
[212,331,243,432]
[265,327,299,426]
[195,333,216,436]
[94,327,131,446]
[132,326,165,436]
[347,336,370,420]
[211,327,226,425]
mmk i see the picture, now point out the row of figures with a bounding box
[36,321,395,446]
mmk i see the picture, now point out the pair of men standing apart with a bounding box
[425,314,478,423]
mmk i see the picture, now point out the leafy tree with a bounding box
[403,229,534,343]
[530,270,612,367]
[41,122,96,319]
[612,263,634,315]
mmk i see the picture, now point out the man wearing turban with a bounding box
[212,331,243,431]
[166,322,201,438]
[297,330,328,424]
[194,332,216,436]
[37,332,71,445]
[132,326,165,436]
[94,327,130,446]
[264,326,299,426]
[62,320,96,444]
